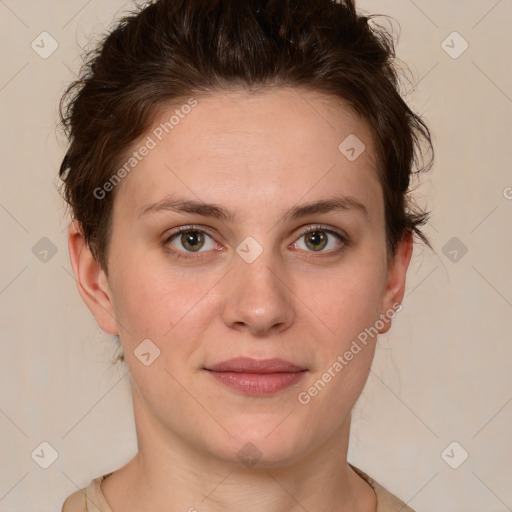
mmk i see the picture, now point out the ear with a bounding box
[377,230,414,334]
[67,219,119,335]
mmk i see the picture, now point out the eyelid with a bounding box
[165,224,218,241]
[294,224,348,243]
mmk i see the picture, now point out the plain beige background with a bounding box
[0,1,511,511]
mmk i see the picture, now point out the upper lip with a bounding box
[205,357,306,373]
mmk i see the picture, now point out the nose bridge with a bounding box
[237,247,281,293]
[234,232,279,281]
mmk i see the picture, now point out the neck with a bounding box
[101,383,376,512]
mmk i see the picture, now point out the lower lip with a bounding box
[206,370,306,395]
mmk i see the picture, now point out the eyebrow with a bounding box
[137,195,369,222]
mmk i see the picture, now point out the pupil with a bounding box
[307,231,326,251]
[183,231,203,251]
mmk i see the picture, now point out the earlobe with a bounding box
[67,220,119,335]
[378,231,414,334]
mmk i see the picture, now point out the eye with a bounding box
[292,225,348,254]
[163,224,349,260]
[165,226,220,258]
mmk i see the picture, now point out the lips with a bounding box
[204,357,307,395]
[205,357,306,373]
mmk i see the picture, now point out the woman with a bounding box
[60,0,433,510]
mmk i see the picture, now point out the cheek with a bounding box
[108,248,218,349]
[298,269,384,415]
[300,261,386,343]
[107,246,171,336]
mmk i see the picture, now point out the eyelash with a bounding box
[163,224,350,260]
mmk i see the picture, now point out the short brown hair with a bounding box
[59,0,434,274]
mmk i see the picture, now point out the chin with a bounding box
[203,419,310,469]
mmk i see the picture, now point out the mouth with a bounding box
[204,357,308,395]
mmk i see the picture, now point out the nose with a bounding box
[221,250,296,337]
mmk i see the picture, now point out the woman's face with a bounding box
[76,87,412,466]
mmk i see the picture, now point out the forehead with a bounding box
[113,87,382,220]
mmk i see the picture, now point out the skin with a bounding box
[68,87,413,512]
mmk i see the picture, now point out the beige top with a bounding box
[61,463,415,512]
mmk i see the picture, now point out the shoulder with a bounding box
[349,463,416,512]
[65,466,414,511]
[61,487,86,512]
[61,473,114,512]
